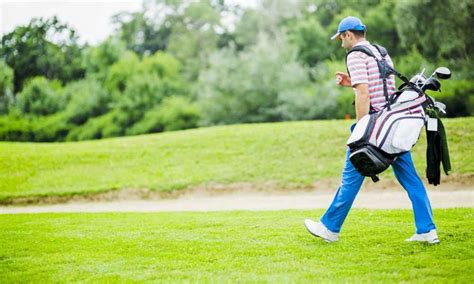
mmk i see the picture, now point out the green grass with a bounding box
[1,209,473,282]
[1,118,473,201]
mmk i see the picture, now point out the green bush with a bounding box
[62,51,187,141]
[140,52,181,80]
[0,114,34,141]
[431,79,474,117]
[150,96,200,132]
[313,60,355,120]
[114,74,181,130]
[104,51,183,96]
[104,51,141,94]
[66,75,188,141]
[0,112,72,142]
[335,91,356,119]
[16,77,65,116]
[126,109,164,136]
[126,96,200,136]
[66,110,126,141]
[120,74,168,111]
[62,79,111,125]
[31,113,72,142]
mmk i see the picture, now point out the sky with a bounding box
[0,0,257,45]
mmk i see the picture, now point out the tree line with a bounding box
[0,0,472,142]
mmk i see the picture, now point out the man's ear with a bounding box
[347,31,354,40]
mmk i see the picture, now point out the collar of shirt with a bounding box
[353,40,370,47]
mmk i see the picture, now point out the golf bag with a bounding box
[347,93,427,182]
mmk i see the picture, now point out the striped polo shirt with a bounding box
[347,41,396,111]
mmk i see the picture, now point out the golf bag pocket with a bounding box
[349,144,393,176]
[390,117,425,152]
[377,115,424,153]
[347,114,376,147]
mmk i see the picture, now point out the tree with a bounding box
[0,16,85,92]
[233,0,305,50]
[286,16,331,67]
[0,60,14,114]
[166,1,221,81]
[363,0,401,56]
[82,38,126,81]
[111,10,171,56]
[395,0,473,65]
[198,33,337,125]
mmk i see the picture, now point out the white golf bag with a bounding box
[347,91,427,182]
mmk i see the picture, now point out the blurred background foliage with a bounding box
[0,0,472,141]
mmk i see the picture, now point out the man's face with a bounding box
[339,31,352,50]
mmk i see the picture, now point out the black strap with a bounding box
[345,44,387,77]
[384,64,427,99]
[345,44,393,110]
[371,175,380,183]
[372,44,387,57]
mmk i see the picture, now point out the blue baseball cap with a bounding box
[330,16,366,40]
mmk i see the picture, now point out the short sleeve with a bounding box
[347,52,368,86]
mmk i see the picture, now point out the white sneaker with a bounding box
[304,219,339,243]
[405,229,440,244]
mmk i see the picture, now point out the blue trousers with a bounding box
[321,133,436,234]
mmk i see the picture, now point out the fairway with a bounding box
[1,209,473,282]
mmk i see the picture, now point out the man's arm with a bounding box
[353,83,370,121]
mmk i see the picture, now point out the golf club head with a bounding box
[435,67,451,79]
[434,101,447,114]
[423,78,441,91]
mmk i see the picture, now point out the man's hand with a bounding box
[335,72,352,87]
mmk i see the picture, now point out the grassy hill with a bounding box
[1,118,473,202]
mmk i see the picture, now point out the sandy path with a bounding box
[1,188,472,214]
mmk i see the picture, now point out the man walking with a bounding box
[304,16,439,244]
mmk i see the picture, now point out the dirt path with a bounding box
[1,178,472,214]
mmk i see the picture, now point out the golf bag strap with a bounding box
[346,44,392,110]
